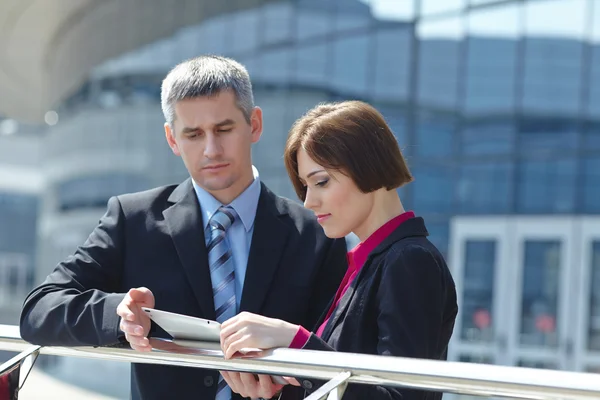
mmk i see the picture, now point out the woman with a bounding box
[220,101,458,399]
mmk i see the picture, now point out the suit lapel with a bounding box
[163,179,216,319]
[240,184,291,314]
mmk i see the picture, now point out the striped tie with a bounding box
[207,206,237,400]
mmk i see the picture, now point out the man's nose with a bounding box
[204,133,222,158]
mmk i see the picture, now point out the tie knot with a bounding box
[208,206,238,233]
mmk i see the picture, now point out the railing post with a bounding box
[304,371,351,400]
[0,345,41,399]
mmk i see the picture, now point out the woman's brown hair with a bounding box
[284,100,413,201]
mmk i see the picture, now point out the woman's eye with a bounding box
[315,179,329,187]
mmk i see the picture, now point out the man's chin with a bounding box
[196,178,235,193]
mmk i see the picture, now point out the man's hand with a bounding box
[220,371,284,399]
[116,287,155,352]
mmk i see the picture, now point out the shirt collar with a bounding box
[348,211,416,270]
[192,165,261,232]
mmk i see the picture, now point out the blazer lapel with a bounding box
[240,184,291,314]
[163,179,216,319]
[320,217,430,341]
[320,281,358,341]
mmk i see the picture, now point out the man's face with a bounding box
[165,90,262,203]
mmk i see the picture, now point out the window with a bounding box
[57,173,150,211]
[520,241,561,348]
[332,35,370,96]
[461,240,496,343]
[462,120,514,155]
[372,27,412,102]
[516,159,576,213]
[464,4,519,115]
[521,0,586,115]
[415,112,457,157]
[582,157,600,213]
[294,43,330,87]
[262,2,294,45]
[0,192,38,254]
[375,104,408,149]
[589,242,600,351]
[0,253,29,307]
[412,164,455,214]
[417,17,464,109]
[425,221,450,257]
[583,122,600,150]
[458,162,512,213]
[588,1,600,117]
[519,118,578,155]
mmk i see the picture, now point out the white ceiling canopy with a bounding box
[0,0,271,123]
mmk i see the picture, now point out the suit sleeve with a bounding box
[299,245,446,400]
[20,196,127,347]
[302,237,347,331]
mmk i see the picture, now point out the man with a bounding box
[20,55,347,400]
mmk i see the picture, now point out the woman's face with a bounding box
[297,148,374,239]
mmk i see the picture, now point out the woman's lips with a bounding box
[316,214,331,223]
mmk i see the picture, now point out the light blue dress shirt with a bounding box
[192,166,261,312]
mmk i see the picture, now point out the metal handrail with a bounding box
[2,324,600,399]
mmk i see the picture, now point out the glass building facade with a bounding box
[52,0,600,253]
[18,0,600,397]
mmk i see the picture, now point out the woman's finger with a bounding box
[221,329,244,355]
[225,335,252,359]
[220,317,246,341]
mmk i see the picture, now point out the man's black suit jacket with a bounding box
[20,179,348,400]
[298,217,458,400]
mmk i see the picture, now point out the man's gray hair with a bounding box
[161,55,255,126]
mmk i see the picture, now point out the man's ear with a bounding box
[250,106,263,144]
[165,123,181,156]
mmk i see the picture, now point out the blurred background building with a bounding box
[1,0,599,398]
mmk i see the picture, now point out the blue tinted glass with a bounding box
[582,157,600,213]
[415,112,456,157]
[589,45,600,118]
[372,28,411,101]
[461,240,496,342]
[583,123,600,149]
[520,240,561,348]
[0,193,38,254]
[376,105,408,150]
[425,221,449,257]
[412,164,455,213]
[417,38,462,109]
[589,242,600,351]
[332,35,370,95]
[522,0,586,115]
[519,118,578,155]
[57,174,150,211]
[458,162,513,213]
[465,1,519,116]
[517,159,577,213]
[462,120,514,155]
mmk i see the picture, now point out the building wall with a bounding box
[9,0,600,397]
[0,134,41,325]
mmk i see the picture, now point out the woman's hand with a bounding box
[220,312,299,359]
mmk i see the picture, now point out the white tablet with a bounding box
[142,307,221,342]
